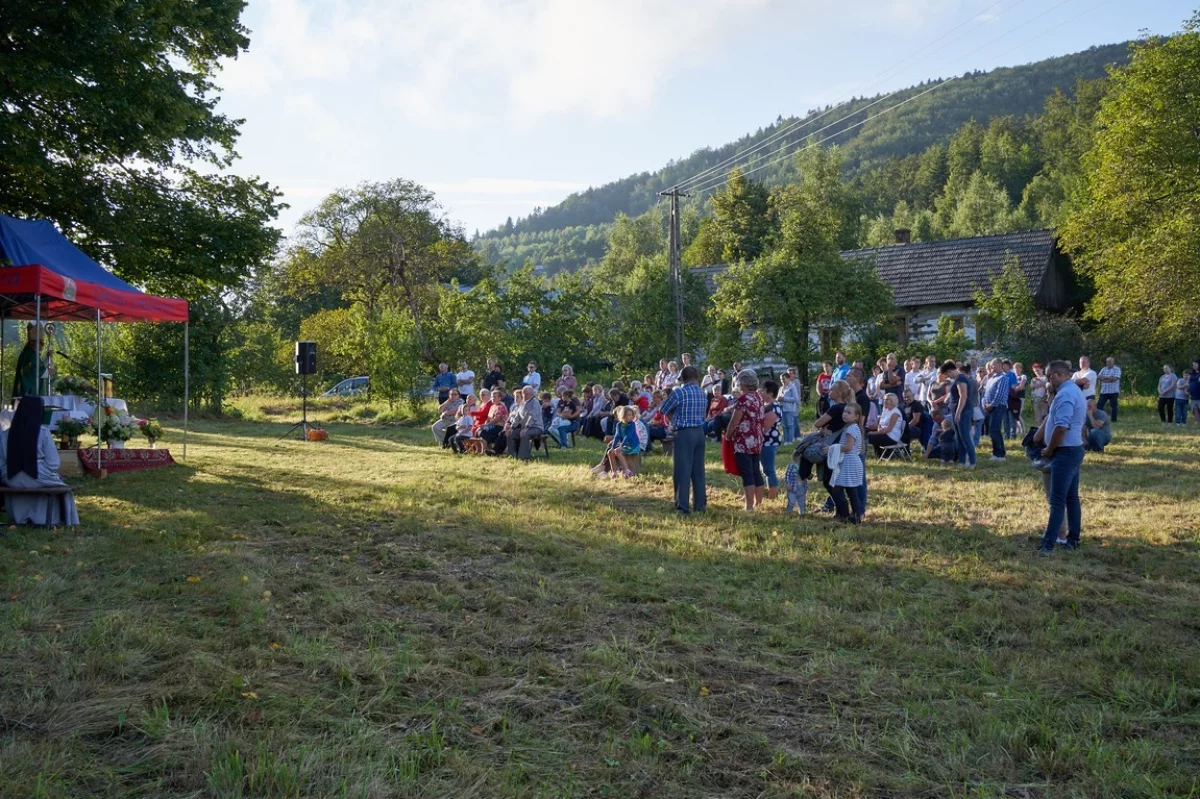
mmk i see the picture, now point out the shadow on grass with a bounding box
[4,415,1200,798]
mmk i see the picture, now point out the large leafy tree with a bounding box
[284,180,477,342]
[1061,19,1200,348]
[595,211,663,284]
[0,0,282,295]
[711,148,891,380]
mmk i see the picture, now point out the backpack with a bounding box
[793,431,827,464]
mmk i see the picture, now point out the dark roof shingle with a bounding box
[840,229,1057,307]
[692,229,1058,308]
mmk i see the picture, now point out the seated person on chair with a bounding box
[0,396,80,526]
[867,393,905,457]
[475,389,509,454]
[505,386,545,460]
[548,389,581,448]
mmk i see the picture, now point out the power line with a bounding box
[687,0,1088,198]
[673,0,1025,192]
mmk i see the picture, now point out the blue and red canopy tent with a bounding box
[0,214,190,464]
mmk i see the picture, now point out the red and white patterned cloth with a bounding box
[77,448,176,474]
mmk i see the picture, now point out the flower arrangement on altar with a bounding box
[88,406,137,446]
[139,418,164,445]
[54,375,98,395]
[56,417,89,449]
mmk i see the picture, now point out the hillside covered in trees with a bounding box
[474,43,1130,274]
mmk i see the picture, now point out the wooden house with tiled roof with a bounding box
[693,228,1075,348]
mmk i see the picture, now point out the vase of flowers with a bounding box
[56,417,89,450]
[139,418,164,448]
[90,406,136,449]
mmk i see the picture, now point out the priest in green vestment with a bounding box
[12,323,40,399]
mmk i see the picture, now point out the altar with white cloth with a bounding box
[38,394,127,431]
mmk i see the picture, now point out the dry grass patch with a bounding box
[2,406,1198,798]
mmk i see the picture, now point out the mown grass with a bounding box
[1,399,1198,798]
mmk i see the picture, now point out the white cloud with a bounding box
[219,0,993,128]
[426,178,589,195]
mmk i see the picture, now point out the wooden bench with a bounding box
[0,485,75,527]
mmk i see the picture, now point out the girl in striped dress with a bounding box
[830,403,865,524]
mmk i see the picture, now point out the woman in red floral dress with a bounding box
[724,370,766,511]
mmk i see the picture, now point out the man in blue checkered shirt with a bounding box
[660,365,708,513]
[981,358,1008,461]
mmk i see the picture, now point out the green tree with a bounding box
[710,148,891,381]
[709,168,773,263]
[946,172,1013,238]
[0,0,282,295]
[1061,19,1200,348]
[284,180,477,356]
[980,117,1041,203]
[975,257,1084,362]
[607,255,707,371]
[597,212,662,283]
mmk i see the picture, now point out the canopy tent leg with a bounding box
[35,295,41,398]
[1,311,6,407]
[183,321,189,462]
[97,308,102,473]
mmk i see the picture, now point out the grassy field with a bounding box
[2,398,1198,798]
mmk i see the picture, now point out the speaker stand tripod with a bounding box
[278,373,315,442]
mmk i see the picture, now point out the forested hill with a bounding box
[474,42,1129,273]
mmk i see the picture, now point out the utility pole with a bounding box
[659,185,689,360]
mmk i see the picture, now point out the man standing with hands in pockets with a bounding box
[1036,360,1088,554]
[660,365,708,515]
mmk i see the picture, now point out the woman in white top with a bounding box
[661,361,680,390]
[866,393,905,457]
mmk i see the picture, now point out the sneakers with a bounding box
[989,455,1006,462]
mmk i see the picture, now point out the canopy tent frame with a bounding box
[0,294,190,467]
[0,215,190,465]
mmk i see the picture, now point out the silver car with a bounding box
[322,376,369,397]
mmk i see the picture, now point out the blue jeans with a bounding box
[786,483,806,514]
[1040,446,1084,550]
[553,419,579,447]
[761,445,779,489]
[1177,399,1189,424]
[987,409,1006,457]
[780,410,797,444]
[672,426,707,513]
[1086,427,1112,452]
[956,415,977,466]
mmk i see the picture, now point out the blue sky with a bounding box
[214,0,1193,238]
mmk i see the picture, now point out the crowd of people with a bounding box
[426,350,1192,553]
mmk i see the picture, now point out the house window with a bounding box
[945,315,965,332]
[975,317,1000,348]
[819,327,842,356]
[894,315,909,346]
